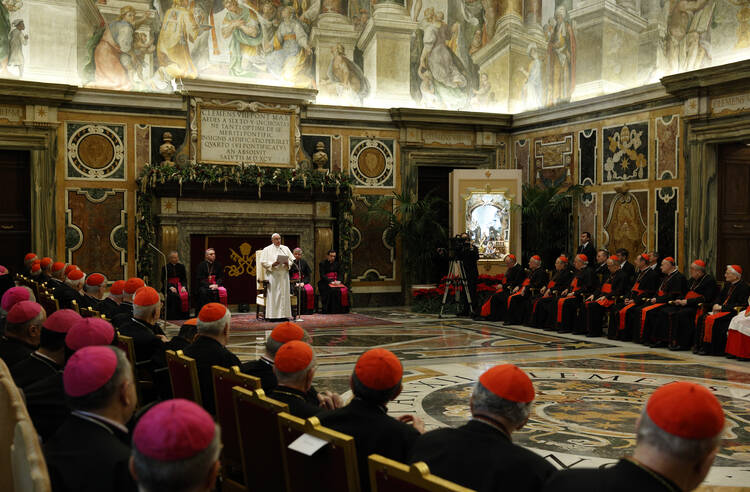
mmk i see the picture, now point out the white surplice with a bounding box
[260,243,293,319]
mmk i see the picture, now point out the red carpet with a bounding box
[169,313,398,332]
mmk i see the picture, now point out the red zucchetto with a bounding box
[355,348,402,390]
[275,341,313,373]
[86,273,106,286]
[51,262,66,273]
[63,346,118,397]
[109,280,125,296]
[64,264,79,275]
[43,309,81,334]
[24,253,37,262]
[124,278,146,294]
[65,318,115,351]
[270,321,305,343]
[646,382,724,439]
[134,286,160,307]
[198,302,227,322]
[67,269,84,281]
[133,399,215,461]
[478,364,535,403]
[692,259,706,269]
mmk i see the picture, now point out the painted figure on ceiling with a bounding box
[265,6,314,87]
[520,44,543,110]
[546,5,576,105]
[221,0,264,77]
[90,6,148,90]
[418,7,468,108]
[157,0,206,79]
[326,43,370,104]
[665,0,715,73]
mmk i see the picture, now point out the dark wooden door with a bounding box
[417,166,452,233]
[718,144,750,278]
[0,150,31,274]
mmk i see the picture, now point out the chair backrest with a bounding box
[37,291,59,316]
[80,306,100,318]
[115,335,136,371]
[11,420,51,492]
[70,299,80,314]
[165,350,202,405]
[233,387,288,492]
[211,366,261,476]
[368,455,474,492]
[255,250,266,290]
[0,358,51,492]
[278,413,360,492]
[27,280,41,299]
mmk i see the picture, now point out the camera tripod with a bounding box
[439,259,474,318]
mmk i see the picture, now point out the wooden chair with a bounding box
[115,335,149,407]
[37,291,59,316]
[165,350,202,406]
[0,359,51,492]
[27,280,41,299]
[70,299,80,314]
[233,387,289,492]
[211,366,261,490]
[80,306,101,318]
[368,455,475,492]
[278,413,360,492]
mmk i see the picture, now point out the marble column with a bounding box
[356,1,417,107]
[569,0,647,101]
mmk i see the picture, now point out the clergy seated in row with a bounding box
[162,250,190,319]
[290,247,315,315]
[39,257,53,283]
[23,252,38,276]
[131,399,221,492]
[57,268,87,311]
[44,345,138,492]
[318,249,350,314]
[268,340,329,418]
[548,254,599,333]
[260,233,294,321]
[0,299,44,369]
[100,279,126,319]
[45,261,68,299]
[578,256,630,337]
[183,303,240,415]
[241,321,342,409]
[635,257,688,346]
[112,278,145,328]
[545,382,725,492]
[616,248,637,285]
[82,273,109,314]
[0,263,14,303]
[166,317,198,351]
[25,316,116,442]
[480,254,525,321]
[11,309,81,390]
[196,248,227,312]
[726,294,750,361]
[609,254,660,341]
[529,256,573,329]
[593,249,610,286]
[409,365,555,492]
[504,255,549,325]
[695,265,750,356]
[319,348,424,492]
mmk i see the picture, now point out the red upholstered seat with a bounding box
[165,350,201,406]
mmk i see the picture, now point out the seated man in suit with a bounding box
[544,382,724,492]
[44,345,137,492]
[319,348,424,492]
[183,303,240,414]
[409,364,555,492]
[268,340,325,418]
[318,250,350,314]
[616,248,636,286]
[131,399,221,492]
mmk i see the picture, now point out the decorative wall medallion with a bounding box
[602,122,649,183]
[66,123,126,180]
[349,138,395,188]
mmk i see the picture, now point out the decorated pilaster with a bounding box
[311,12,360,105]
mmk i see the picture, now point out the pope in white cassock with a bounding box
[260,233,293,319]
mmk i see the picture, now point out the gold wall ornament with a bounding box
[224,242,257,277]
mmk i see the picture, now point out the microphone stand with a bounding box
[293,258,304,322]
[148,243,168,331]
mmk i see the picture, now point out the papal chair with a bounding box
[233,387,289,492]
[211,366,261,490]
[368,455,475,492]
[165,350,201,406]
[278,413,360,492]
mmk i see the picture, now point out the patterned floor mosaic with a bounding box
[182,308,750,489]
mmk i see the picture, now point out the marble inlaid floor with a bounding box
[179,308,750,489]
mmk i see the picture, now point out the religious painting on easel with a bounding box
[464,192,511,259]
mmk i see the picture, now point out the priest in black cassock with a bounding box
[290,248,315,315]
[318,250,350,314]
[162,251,190,319]
[196,248,227,312]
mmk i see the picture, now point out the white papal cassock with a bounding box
[260,242,293,319]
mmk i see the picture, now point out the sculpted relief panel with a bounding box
[0,0,745,112]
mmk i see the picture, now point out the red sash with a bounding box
[596,299,615,308]
[326,273,349,307]
[522,278,531,287]
[168,277,189,312]
[547,280,556,288]
[507,289,524,308]
[325,272,337,281]
[481,299,492,317]
[746,306,750,316]
[618,303,637,330]
[631,282,643,296]
[601,283,612,294]
[291,274,315,310]
[570,277,580,292]
[703,311,731,342]
[556,296,575,323]
[208,275,228,306]
[685,291,701,299]
[640,303,666,338]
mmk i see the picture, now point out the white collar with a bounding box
[72,410,129,434]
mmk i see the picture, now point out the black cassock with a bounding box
[290,258,315,314]
[318,260,350,314]
[196,260,225,311]
[162,262,190,319]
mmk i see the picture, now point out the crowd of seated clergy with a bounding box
[478,238,750,361]
[0,251,735,492]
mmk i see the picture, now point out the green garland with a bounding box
[136,163,355,287]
